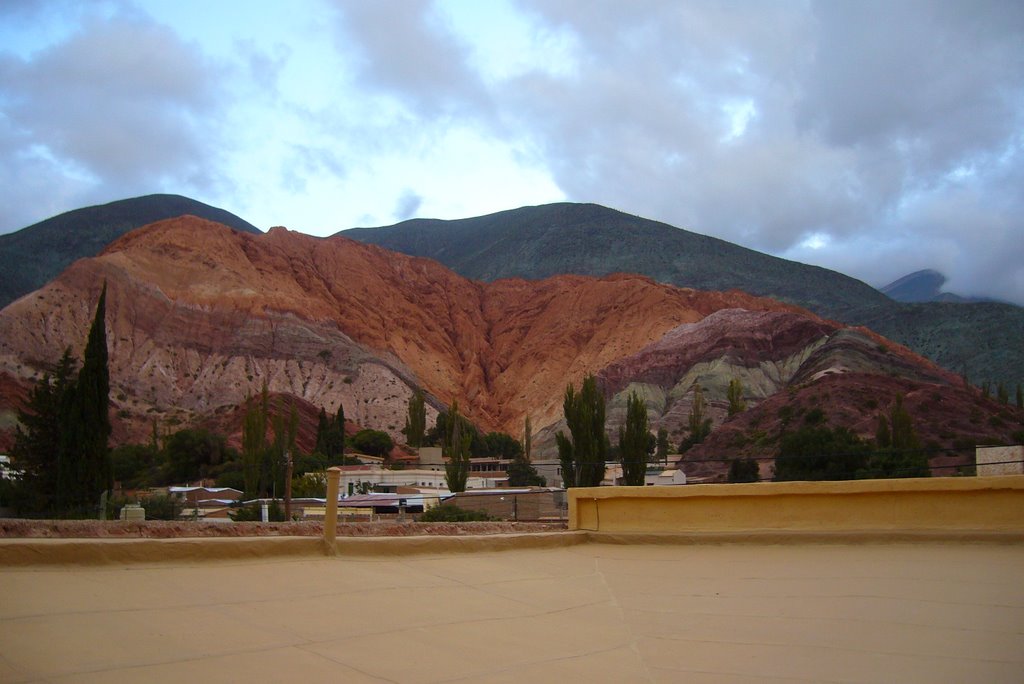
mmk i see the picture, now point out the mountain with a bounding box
[880,269,992,303]
[1,216,1019,469]
[0,194,261,310]
[593,309,1017,480]
[342,202,891,319]
[342,202,1024,390]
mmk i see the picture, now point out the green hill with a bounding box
[0,194,261,309]
[343,202,1024,390]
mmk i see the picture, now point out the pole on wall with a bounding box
[324,467,341,552]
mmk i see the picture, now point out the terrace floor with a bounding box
[1,536,1022,682]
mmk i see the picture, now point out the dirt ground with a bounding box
[0,519,566,539]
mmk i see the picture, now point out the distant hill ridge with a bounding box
[0,194,261,309]
[880,269,994,304]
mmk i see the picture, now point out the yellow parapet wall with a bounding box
[568,476,1024,534]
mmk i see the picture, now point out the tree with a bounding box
[860,394,929,479]
[997,382,1009,404]
[351,429,394,458]
[444,401,471,492]
[314,403,346,461]
[10,286,111,516]
[875,413,891,448]
[63,283,112,512]
[556,375,607,488]
[241,385,268,497]
[163,428,231,484]
[678,383,712,453]
[507,457,546,486]
[727,378,746,417]
[1017,384,1023,410]
[9,350,77,514]
[618,390,649,486]
[110,443,160,489]
[655,427,669,465]
[403,389,426,448]
[728,458,759,483]
[774,424,869,481]
[523,415,532,461]
[483,432,523,459]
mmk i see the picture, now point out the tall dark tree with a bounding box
[618,390,649,486]
[556,375,607,488]
[523,415,532,461]
[314,402,346,462]
[679,383,712,453]
[64,284,112,512]
[241,385,268,497]
[403,389,426,448]
[1017,383,1023,410]
[444,401,470,492]
[655,427,669,465]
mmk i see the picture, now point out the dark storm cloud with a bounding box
[0,11,226,232]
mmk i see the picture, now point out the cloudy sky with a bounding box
[1,1,1022,303]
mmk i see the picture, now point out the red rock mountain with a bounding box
[0,216,1019,465]
[0,217,794,445]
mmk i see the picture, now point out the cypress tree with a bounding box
[444,400,470,492]
[618,390,649,486]
[335,402,346,460]
[241,386,268,497]
[64,283,111,513]
[1017,384,1023,410]
[404,389,426,448]
[315,407,329,454]
[523,415,532,461]
[656,427,669,464]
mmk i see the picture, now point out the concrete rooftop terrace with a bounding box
[2,532,1023,683]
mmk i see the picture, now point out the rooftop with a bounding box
[1,535,1021,682]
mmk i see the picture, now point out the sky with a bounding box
[1,1,1022,304]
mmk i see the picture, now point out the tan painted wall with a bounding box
[568,476,1024,533]
[976,445,1024,476]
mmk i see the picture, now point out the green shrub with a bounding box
[418,503,496,522]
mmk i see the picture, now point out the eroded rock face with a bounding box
[0,217,797,446]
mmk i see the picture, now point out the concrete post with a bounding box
[324,467,342,549]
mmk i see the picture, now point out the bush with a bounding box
[727,458,760,483]
[418,503,496,522]
[351,429,394,457]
